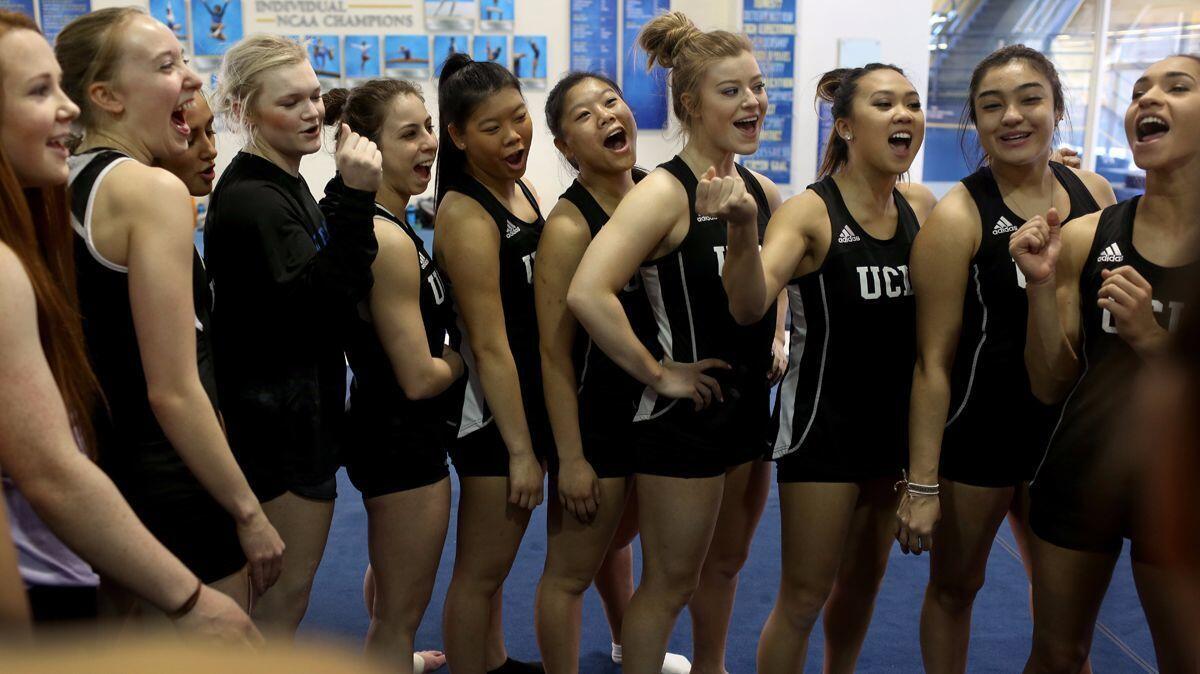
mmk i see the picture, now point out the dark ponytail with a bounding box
[322,79,423,143]
[816,63,906,177]
[435,53,522,205]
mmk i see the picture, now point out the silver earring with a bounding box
[844,133,853,141]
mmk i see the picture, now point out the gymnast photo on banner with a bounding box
[191,0,241,57]
[385,34,431,80]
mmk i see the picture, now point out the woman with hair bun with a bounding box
[568,12,785,674]
[54,6,284,620]
[319,79,459,674]
[203,33,381,633]
[433,52,545,674]
[0,9,255,641]
[722,63,936,672]
[896,45,1114,673]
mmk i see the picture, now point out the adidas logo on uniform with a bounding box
[837,225,861,243]
[1097,243,1124,262]
[992,216,1017,235]
[505,221,521,239]
[418,253,430,269]
[696,215,719,222]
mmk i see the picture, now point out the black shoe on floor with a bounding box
[487,658,545,674]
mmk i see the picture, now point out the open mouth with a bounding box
[603,127,628,152]
[503,148,525,169]
[733,116,759,135]
[301,124,321,138]
[413,160,433,181]
[46,134,71,158]
[1136,115,1169,143]
[171,99,194,137]
[999,131,1032,145]
[199,164,216,182]
[889,131,913,150]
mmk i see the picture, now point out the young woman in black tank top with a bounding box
[723,64,937,672]
[433,54,545,674]
[569,14,785,674]
[317,81,462,674]
[56,10,285,617]
[0,11,256,641]
[533,72,687,674]
[897,47,1116,672]
[1012,54,1200,673]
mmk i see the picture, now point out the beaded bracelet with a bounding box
[894,470,940,497]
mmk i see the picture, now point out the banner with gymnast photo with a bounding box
[472,35,507,67]
[511,35,546,90]
[344,35,381,82]
[385,35,431,80]
[478,0,513,32]
[151,0,189,45]
[304,34,342,87]
[191,0,241,58]
[38,0,90,43]
[621,0,669,130]
[425,0,476,32]
[433,34,468,77]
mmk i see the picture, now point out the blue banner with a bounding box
[473,34,507,65]
[38,0,90,43]
[192,0,241,57]
[151,0,188,44]
[570,0,618,81]
[0,0,34,20]
[344,35,380,79]
[385,35,431,79]
[621,0,669,131]
[741,0,795,184]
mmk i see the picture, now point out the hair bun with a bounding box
[322,87,349,128]
[438,52,475,87]
[638,11,700,70]
[815,68,855,104]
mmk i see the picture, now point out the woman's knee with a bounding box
[775,575,834,633]
[928,570,987,613]
[539,564,595,598]
[1028,631,1090,674]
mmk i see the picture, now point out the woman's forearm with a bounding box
[907,358,952,485]
[541,342,586,463]
[1025,279,1079,403]
[723,223,772,325]
[568,289,662,386]
[472,340,536,458]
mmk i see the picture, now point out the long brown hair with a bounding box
[0,11,100,452]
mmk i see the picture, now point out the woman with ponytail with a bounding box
[568,12,785,674]
[0,9,256,641]
[433,52,545,674]
[320,80,459,674]
[55,7,285,620]
[203,33,381,633]
[721,64,936,672]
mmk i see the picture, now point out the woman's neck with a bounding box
[577,165,636,214]
[989,151,1055,193]
[466,160,517,202]
[376,181,412,219]
[77,129,152,165]
[680,135,736,178]
[245,138,302,177]
[1141,156,1200,239]
[834,160,898,217]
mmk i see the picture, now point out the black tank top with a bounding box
[69,149,217,501]
[444,175,547,440]
[345,204,459,447]
[561,170,661,434]
[634,156,775,431]
[1033,197,1198,484]
[944,163,1100,453]
[773,175,920,461]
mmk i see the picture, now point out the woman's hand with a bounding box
[556,456,601,524]
[174,585,263,645]
[236,510,285,596]
[1009,208,1062,287]
[508,452,545,510]
[651,357,731,410]
[1098,266,1170,356]
[895,491,940,556]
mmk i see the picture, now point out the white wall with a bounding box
[88,0,932,203]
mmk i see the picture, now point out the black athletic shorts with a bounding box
[130,493,246,584]
[448,420,551,478]
[774,445,903,484]
[27,585,99,624]
[344,439,450,499]
[546,427,636,480]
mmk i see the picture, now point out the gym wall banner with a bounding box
[472,33,507,65]
[425,0,475,31]
[37,0,90,42]
[385,34,431,80]
[741,0,795,185]
[621,0,669,130]
[478,0,513,32]
[512,34,546,89]
[570,0,618,82]
[344,34,381,81]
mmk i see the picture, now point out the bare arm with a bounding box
[370,220,462,400]
[0,495,31,634]
[535,201,599,521]
[896,189,979,554]
[437,194,542,509]
[118,167,283,594]
[1014,209,1092,403]
[0,246,256,642]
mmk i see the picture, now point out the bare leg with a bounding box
[1023,536,1117,674]
[620,474,725,674]
[209,566,252,612]
[595,487,639,645]
[821,478,899,674]
[535,476,629,674]
[365,478,451,674]
[755,482,860,674]
[442,476,532,674]
[689,459,771,674]
[253,492,335,637]
[919,481,1013,674]
[1132,558,1197,674]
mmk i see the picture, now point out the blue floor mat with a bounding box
[300,470,1158,672]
